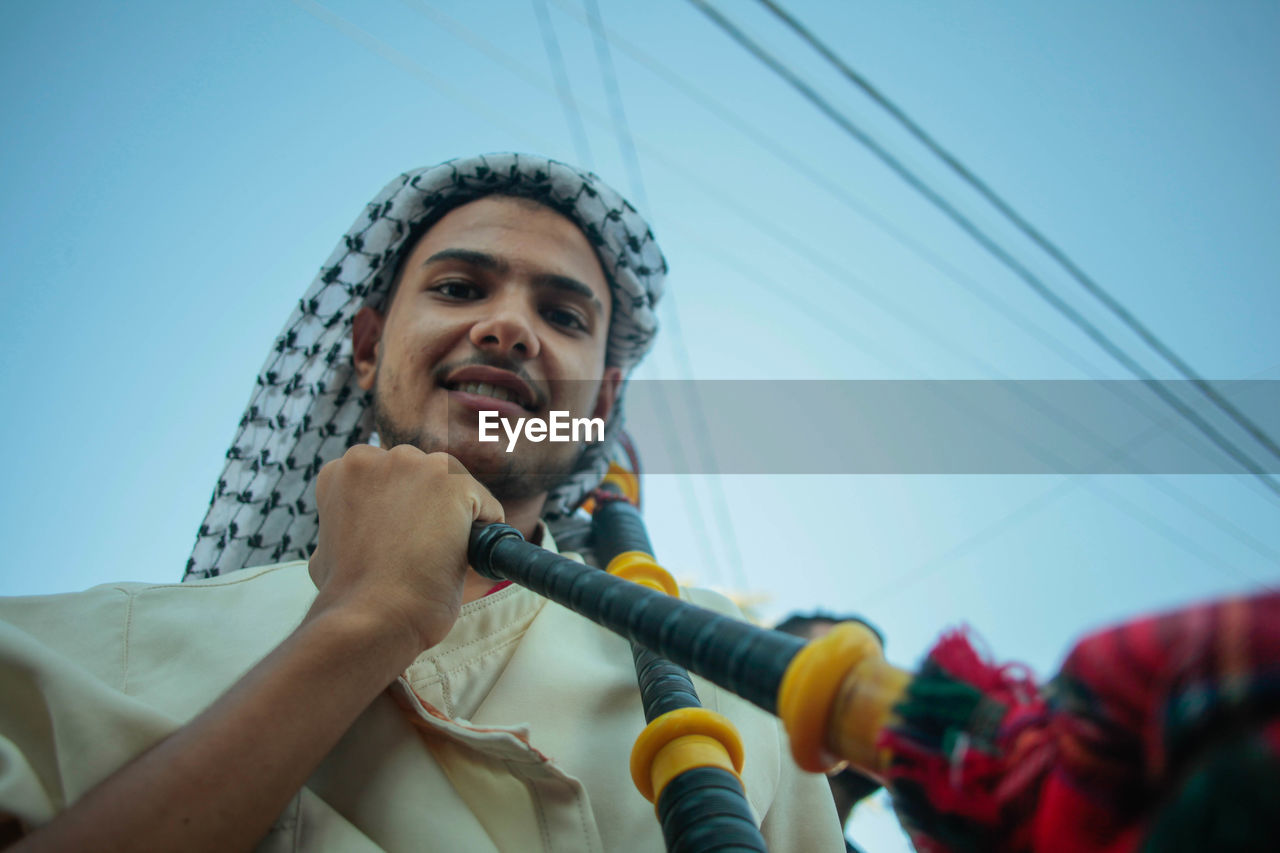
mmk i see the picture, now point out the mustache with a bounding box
[433,355,549,410]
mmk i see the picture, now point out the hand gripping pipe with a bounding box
[468,519,914,827]
[589,480,766,853]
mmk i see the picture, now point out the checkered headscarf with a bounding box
[185,153,665,580]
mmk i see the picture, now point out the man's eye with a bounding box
[543,306,588,332]
[431,280,481,300]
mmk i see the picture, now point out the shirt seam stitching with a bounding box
[122,563,302,593]
[519,764,553,853]
[119,589,136,694]
[417,632,526,687]
[437,599,544,658]
[573,772,601,853]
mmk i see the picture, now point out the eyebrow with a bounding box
[423,248,506,273]
[531,273,605,315]
[422,248,606,316]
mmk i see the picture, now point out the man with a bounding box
[774,612,887,853]
[0,154,844,850]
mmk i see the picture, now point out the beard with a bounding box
[369,384,587,504]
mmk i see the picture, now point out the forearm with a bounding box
[14,606,419,853]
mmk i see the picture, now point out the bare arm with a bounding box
[13,446,502,852]
[13,606,419,852]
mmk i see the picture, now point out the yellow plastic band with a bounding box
[601,464,640,503]
[630,708,745,803]
[777,622,882,773]
[583,462,641,514]
[650,735,742,802]
[606,551,679,597]
[829,649,912,776]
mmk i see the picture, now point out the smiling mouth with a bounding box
[446,380,537,411]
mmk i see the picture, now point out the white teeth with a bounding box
[458,381,518,404]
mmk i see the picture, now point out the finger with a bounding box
[433,452,505,524]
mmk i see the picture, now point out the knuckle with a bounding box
[388,443,421,459]
[315,458,337,490]
[421,451,459,476]
[347,443,381,461]
[343,443,383,471]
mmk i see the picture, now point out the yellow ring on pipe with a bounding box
[606,551,679,597]
[650,734,742,804]
[601,465,640,503]
[583,463,641,514]
[829,650,912,777]
[777,622,879,773]
[630,708,745,803]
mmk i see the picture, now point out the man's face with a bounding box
[352,196,621,502]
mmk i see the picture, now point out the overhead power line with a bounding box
[687,0,1280,501]
[583,0,649,212]
[545,0,1113,383]
[532,0,594,168]
[753,0,1280,472]
[296,0,1277,578]
[550,0,1280,565]
[582,0,746,589]
[683,219,1279,583]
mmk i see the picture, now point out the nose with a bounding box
[468,297,541,360]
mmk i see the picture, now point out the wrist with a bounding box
[299,599,425,681]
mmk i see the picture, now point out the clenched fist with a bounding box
[306,445,504,657]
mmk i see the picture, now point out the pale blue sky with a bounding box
[3,3,1278,849]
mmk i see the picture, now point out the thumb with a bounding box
[471,486,505,527]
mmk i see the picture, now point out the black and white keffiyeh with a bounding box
[184,153,665,580]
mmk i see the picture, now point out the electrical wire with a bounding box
[532,0,595,168]
[583,0,649,212]
[582,0,747,589]
[546,0,1280,509]
[293,0,1277,588]
[546,0,1280,569]
[687,209,1280,590]
[752,0,1280,471]
[291,0,560,150]
[545,0,1113,383]
[686,0,1280,501]
[367,0,736,586]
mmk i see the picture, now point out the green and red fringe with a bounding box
[877,591,1280,853]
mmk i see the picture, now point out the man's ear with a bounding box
[352,306,385,391]
[592,366,624,422]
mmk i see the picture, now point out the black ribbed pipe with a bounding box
[469,523,804,715]
[592,498,655,563]
[590,501,766,852]
[594,498,702,721]
[657,766,766,853]
[633,646,701,722]
[471,520,784,851]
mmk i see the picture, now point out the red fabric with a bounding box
[1032,591,1280,852]
[484,580,513,597]
[882,591,1280,853]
